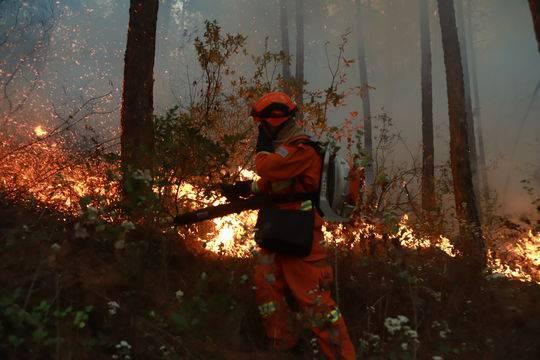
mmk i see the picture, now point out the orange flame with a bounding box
[1,127,538,284]
[34,125,48,137]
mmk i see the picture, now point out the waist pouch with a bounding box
[254,207,314,257]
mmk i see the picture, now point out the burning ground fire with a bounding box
[1,128,539,284]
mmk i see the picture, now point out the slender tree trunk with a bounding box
[280,0,291,85]
[295,0,304,119]
[121,0,159,216]
[436,0,485,272]
[455,0,480,213]
[529,0,540,53]
[466,0,489,203]
[356,0,373,185]
[420,0,436,214]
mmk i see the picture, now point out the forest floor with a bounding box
[1,194,539,360]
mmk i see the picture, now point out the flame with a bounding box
[34,125,48,137]
[1,127,539,284]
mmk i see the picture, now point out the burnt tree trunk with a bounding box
[466,0,490,204]
[455,0,480,213]
[120,0,159,216]
[280,0,291,86]
[295,0,304,119]
[529,0,540,52]
[436,0,485,272]
[356,0,373,185]
[419,0,436,214]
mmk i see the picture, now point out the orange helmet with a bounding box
[250,92,297,127]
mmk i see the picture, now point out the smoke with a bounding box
[1,0,538,215]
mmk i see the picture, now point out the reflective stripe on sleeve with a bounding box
[326,308,341,324]
[258,301,277,318]
[251,181,260,193]
[300,200,313,211]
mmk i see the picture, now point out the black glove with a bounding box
[220,180,253,200]
[256,124,274,153]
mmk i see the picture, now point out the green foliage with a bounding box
[0,290,93,355]
[154,107,230,182]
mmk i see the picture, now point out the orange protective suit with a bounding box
[252,131,356,360]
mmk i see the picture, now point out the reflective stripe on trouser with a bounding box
[253,250,356,359]
[254,251,298,350]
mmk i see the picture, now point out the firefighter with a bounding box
[222,92,356,359]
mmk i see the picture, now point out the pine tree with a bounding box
[120,0,159,217]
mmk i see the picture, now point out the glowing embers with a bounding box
[34,125,48,137]
[175,170,258,257]
[0,138,116,213]
[487,229,540,284]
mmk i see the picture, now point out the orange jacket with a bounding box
[252,135,326,260]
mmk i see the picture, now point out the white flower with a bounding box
[397,315,409,323]
[384,316,409,335]
[116,340,131,349]
[175,290,184,301]
[200,272,207,280]
[405,329,418,339]
[51,243,61,252]
[401,342,408,350]
[439,330,448,339]
[432,356,443,360]
[107,301,120,315]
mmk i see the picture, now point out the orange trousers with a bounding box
[254,249,356,359]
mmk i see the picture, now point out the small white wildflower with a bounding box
[432,356,443,360]
[384,317,403,335]
[405,329,418,339]
[175,289,184,301]
[397,315,409,323]
[401,342,408,350]
[200,272,207,280]
[51,243,61,252]
[112,355,119,359]
[117,340,131,349]
[22,224,29,231]
[440,330,448,339]
[107,301,120,315]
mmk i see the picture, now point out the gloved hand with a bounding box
[220,180,253,200]
[256,124,274,153]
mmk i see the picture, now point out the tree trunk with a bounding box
[436,0,485,272]
[280,0,291,85]
[356,0,373,185]
[295,0,304,119]
[419,0,436,214]
[466,0,490,203]
[529,0,540,53]
[120,0,159,216]
[455,0,480,213]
